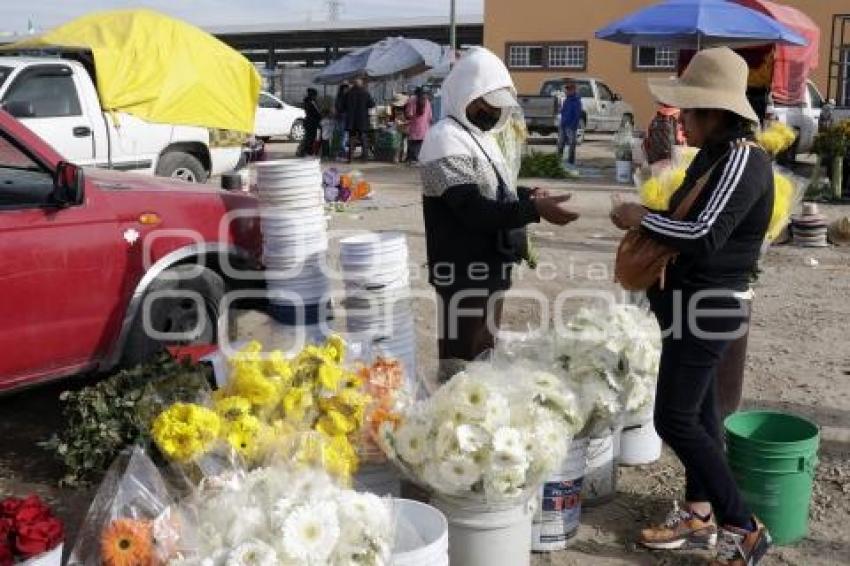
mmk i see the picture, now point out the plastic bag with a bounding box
[68,447,183,565]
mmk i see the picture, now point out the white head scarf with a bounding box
[420,48,519,192]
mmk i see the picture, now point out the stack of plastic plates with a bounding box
[340,232,416,383]
[792,203,829,248]
[256,159,331,324]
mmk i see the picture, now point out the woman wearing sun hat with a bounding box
[611,47,774,566]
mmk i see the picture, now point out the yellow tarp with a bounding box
[3,9,260,133]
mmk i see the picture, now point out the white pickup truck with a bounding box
[766,80,825,162]
[0,57,243,183]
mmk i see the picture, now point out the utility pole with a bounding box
[449,0,457,52]
[326,0,343,22]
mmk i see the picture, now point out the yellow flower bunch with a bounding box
[639,167,687,211]
[292,432,360,483]
[756,122,797,156]
[151,403,221,463]
[767,173,799,242]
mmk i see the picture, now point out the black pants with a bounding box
[407,140,423,162]
[298,122,319,157]
[649,288,753,528]
[435,288,504,382]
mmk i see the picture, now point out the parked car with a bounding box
[519,77,635,139]
[0,57,244,183]
[0,110,264,392]
[766,79,824,162]
[255,91,306,142]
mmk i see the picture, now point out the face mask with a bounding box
[468,106,502,132]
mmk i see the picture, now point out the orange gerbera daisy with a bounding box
[100,518,155,566]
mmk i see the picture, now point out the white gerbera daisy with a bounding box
[455,378,490,420]
[456,424,489,454]
[483,392,511,431]
[492,427,528,464]
[281,502,340,562]
[226,540,278,566]
[483,464,527,498]
[395,420,430,465]
[436,454,482,492]
[271,496,297,529]
[435,421,461,457]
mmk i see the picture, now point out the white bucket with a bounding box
[355,463,401,497]
[532,437,588,552]
[582,429,620,507]
[619,418,662,466]
[615,160,632,184]
[392,499,449,566]
[433,497,533,566]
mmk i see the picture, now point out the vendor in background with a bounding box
[558,81,582,171]
[297,87,322,157]
[644,104,686,165]
[391,93,410,163]
[611,48,773,566]
[419,47,579,382]
[334,83,350,159]
[344,77,375,162]
[405,87,433,164]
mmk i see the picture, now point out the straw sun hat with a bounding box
[649,47,759,124]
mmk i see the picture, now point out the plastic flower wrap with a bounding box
[756,121,797,156]
[173,463,393,565]
[556,304,662,435]
[379,362,582,505]
[68,447,185,566]
[638,167,686,211]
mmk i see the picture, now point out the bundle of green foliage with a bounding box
[520,151,569,179]
[41,354,213,486]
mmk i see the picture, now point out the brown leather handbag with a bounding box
[615,155,726,291]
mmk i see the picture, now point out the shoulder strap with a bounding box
[448,115,509,200]
[670,148,731,221]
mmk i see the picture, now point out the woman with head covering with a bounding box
[611,47,774,566]
[419,47,579,382]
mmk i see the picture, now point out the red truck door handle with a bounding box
[73,126,92,138]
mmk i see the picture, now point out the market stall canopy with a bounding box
[1,9,261,133]
[733,0,819,104]
[595,0,807,49]
[314,37,447,85]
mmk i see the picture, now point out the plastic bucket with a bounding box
[354,463,401,497]
[432,497,533,566]
[392,499,449,566]
[582,429,619,507]
[532,437,588,552]
[615,160,632,183]
[724,411,819,545]
[619,419,662,466]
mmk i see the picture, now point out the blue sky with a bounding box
[1,1,483,34]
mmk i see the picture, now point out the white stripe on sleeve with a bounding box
[642,146,750,240]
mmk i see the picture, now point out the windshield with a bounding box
[0,66,11,91]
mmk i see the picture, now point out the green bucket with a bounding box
[724,411,819,545]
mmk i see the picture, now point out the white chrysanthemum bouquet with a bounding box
[557,304,661,433]
[169,465,393,565]
[378,363,585,505]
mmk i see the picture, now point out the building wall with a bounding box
[484,0,848,127]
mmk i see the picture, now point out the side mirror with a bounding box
[3,100,36,119]
[612,93,622,102]
[52,161,85,207]
[275,102,284,109]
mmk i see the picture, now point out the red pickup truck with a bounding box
[0,111,263,392]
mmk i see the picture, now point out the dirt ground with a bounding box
[1,137,848,565]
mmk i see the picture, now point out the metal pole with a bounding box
[449,0,457,52]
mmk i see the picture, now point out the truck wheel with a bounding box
[156,152,208,184]
[120,265,228,367]
[290,119,306,142]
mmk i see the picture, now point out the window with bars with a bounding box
[506,43,587,70]
[549,45,586,69]
[508,45,544,68]
[634,46,678,70]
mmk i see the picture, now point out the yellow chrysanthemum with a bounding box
[768,173,797,241]
[282,385,314,424]
[316,409,358,436]
[322,433,359,480]
[223,414,264,460]
[152,403,221,462]
[317,362,344,391]
[324,335,346,364]
[230,365,278,407]
[264,350,294,384]
[757,122,797,156]
[214,396,253,424]
[639,167,686,211]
